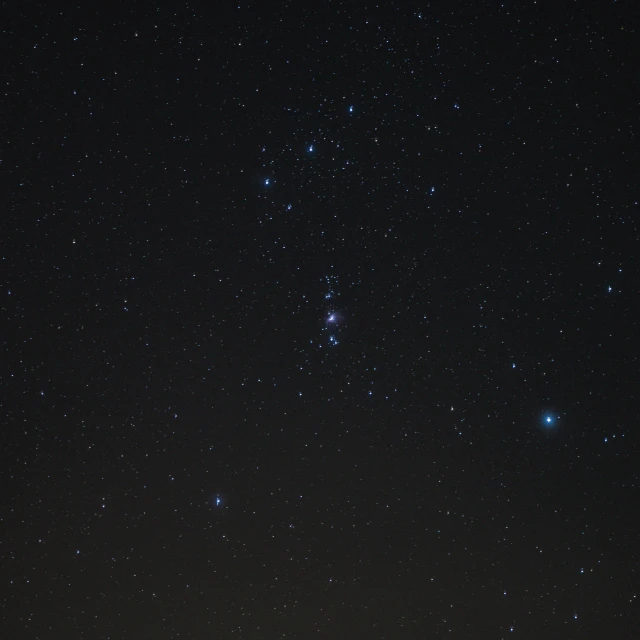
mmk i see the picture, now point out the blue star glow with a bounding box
[212,493,225,508]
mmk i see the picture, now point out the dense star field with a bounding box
[1,2,638,638]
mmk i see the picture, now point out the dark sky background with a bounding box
[1,1,638,638]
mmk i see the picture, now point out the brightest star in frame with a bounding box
[537,406,561,431]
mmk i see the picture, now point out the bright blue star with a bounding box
[264,178,270,185]
[348,105,354,113]
[308,145,314,152]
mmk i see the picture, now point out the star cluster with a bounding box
[319,275,347,348]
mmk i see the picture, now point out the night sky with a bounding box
[2,2,639,638]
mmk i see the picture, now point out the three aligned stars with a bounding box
[261,105,439,194]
